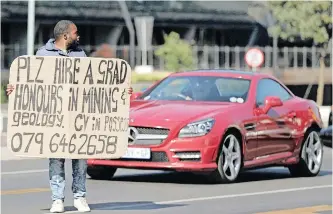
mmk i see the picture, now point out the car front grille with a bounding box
[134,139,164,145]
[129,126,170,146]
[135,127,170,135]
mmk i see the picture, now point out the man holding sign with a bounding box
[6,20,133,213]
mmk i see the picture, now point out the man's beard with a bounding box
[68,40,79,50]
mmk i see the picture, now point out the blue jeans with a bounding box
[49,158,87,201]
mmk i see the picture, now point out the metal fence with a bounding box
[1,44,331,71]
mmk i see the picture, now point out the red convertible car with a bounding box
[87,69,324,183]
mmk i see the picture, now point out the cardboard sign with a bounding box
[7,56,131,159]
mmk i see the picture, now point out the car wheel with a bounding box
[209,133,242,183]
[288,129,323,177]
[87,166,117,180]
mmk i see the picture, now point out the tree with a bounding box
[267,1,332,105]
[155,31,194,72]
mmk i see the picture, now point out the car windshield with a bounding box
[139,76,251,103]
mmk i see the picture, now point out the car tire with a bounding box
[288,128,324,177]
[209,133,243,184]
[87,166,117,180]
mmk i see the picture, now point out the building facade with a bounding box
[2,1,272,67]
[1,1,332,106]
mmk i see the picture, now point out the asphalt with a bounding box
[1,144,332,214]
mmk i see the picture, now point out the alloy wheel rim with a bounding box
[301,131,323,174]
[222,135,242,180]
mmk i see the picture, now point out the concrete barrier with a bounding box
[319,106,331,127]
[0,115,7,133]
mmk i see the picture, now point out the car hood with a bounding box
[129,100,233,128]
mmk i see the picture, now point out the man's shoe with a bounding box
[74,197,91,212]
[50,199,65,213]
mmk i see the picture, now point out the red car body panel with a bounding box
[87,70,323,172]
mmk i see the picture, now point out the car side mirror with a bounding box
[262,96,283,114]
[130,92,143,100]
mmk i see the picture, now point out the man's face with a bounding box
[65,24,80,48]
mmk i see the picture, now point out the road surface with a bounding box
[1,140,332,214]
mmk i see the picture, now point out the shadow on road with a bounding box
[41,201,185,212]
[106,168,332,185]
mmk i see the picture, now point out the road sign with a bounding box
[245,48,264,68]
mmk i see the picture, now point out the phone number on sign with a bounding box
[10,132,118,155]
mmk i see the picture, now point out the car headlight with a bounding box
[178,118,215,138]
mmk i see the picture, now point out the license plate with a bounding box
[122,148,151,159]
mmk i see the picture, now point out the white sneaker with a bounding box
[50,199,65,213]
[74,197,91,212]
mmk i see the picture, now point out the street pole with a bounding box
[118,0,135,68]
[27,0,35,55]
[134,16,154,67]
[142,19,147,65]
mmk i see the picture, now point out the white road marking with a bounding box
[1,169,48,175]
[43,184,332,214]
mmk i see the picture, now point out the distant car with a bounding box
[87,69,325,183]
[320,125,332,148]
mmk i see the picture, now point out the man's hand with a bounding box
[128,87,133,95]
[6,84,14,95]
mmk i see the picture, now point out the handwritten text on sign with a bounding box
[7,56,131,159]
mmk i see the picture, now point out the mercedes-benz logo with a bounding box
[128,127,139,145]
